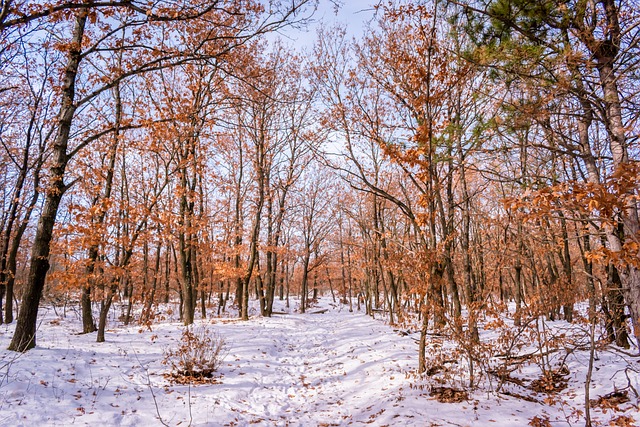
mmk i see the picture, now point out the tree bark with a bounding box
[300,253,311,314]
[8,10,87,352]
[595,12,640,344]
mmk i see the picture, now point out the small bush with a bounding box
[163,326,226,383]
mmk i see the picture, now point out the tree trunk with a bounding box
[142,239,162,323]
[8,11,87,352]
[178,171,196,325]
[80,278,96,333]
[97,280,119,343]
[263,189,275,317]
[4,208,38,325]
[163,241,170,304]
[583,0,640,346]
[418,302,429,374]
[300,254,310,314]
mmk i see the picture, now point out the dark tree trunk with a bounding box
[163,241,170,304]
[142,239,162,323]
[300,254,310,314]
[8,11,87,352]
[97,280,119,343]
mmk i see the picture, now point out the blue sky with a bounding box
[274,0,377,50]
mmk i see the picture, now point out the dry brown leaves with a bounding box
[528,415,552,427]
[608,415,636,427]
[590,390,630,411]
[529,368,569,394]
[429,386,468,403]
[163,372,223,385]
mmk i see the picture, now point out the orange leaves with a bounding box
[593,245,640,270]
[484,317,507,330]
[504,161,640,270]
[528,415,552,427]
[505,162,639,224]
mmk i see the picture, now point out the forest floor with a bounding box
[0,297,638,426]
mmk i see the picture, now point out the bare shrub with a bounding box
[163,326,226,383]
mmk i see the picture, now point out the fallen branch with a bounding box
[493,347,561,363]
[499,390,542,404]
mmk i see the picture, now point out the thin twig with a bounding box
[131,347,170,427]
[188,383,193,427]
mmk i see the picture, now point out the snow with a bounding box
[0,298,638,426]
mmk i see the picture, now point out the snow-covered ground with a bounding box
[0,298,638,426]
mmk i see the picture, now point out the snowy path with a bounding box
[203,307,417,426]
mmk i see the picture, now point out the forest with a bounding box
[0,0,639,425]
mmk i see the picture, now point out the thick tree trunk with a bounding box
[8,11,87,352]
[579,0,640,346]
[80,278,96,333]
